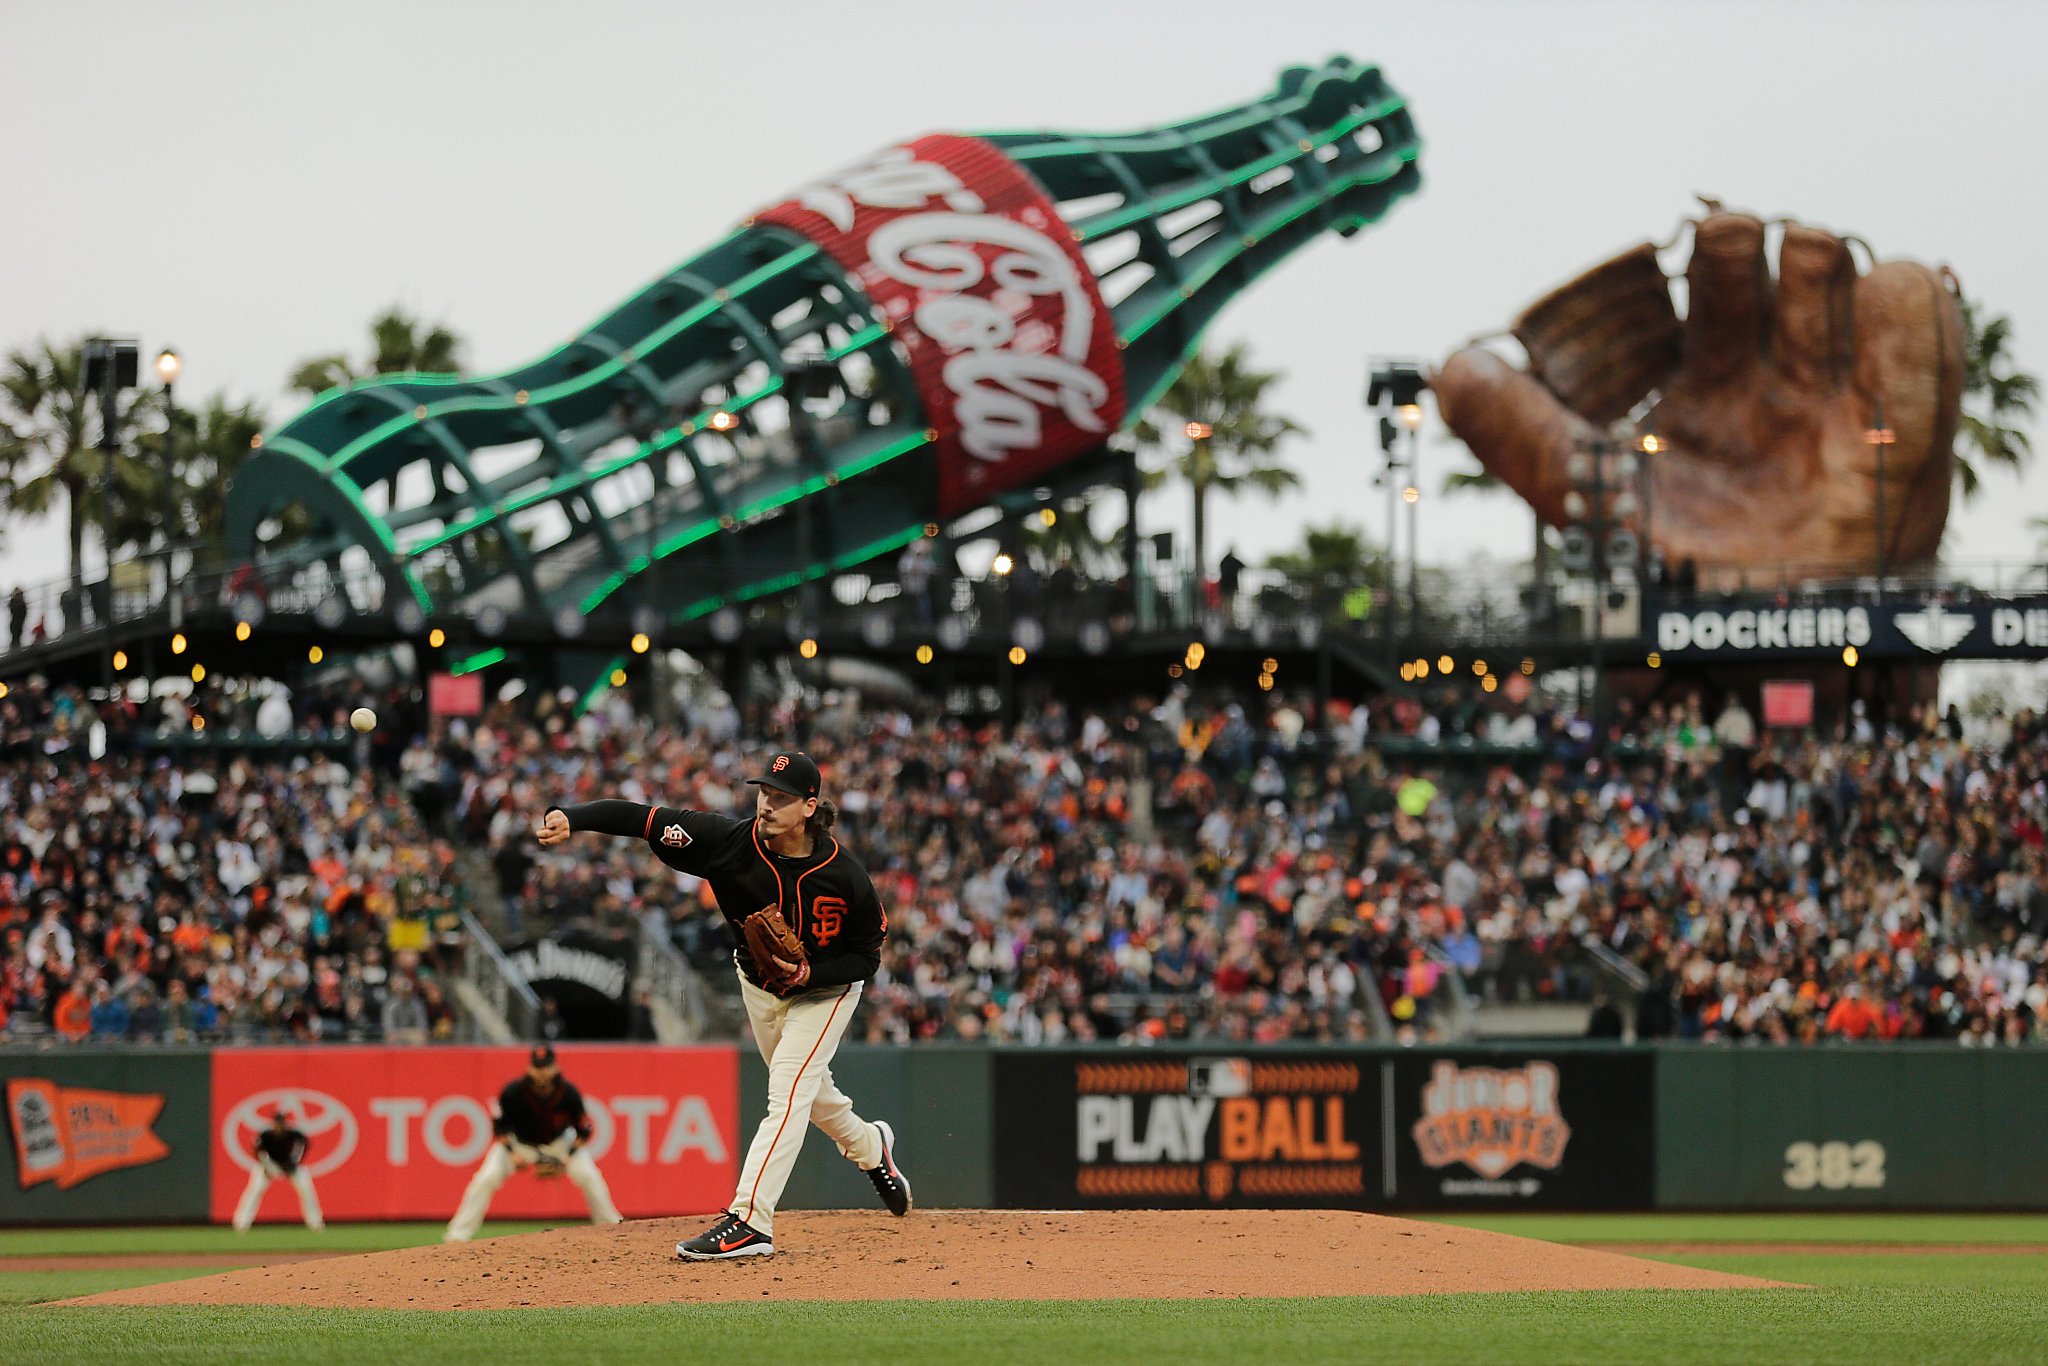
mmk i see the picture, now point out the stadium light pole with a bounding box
[1865,400,1895,591]
[1400,400,1423,636]
[1367,358,1426,649]
[156,347,183,631]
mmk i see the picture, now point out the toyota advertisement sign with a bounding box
[211,1047,738,1223]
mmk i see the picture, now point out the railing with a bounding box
[637,914,715,1041]
[1582,937,1650,996]
[458,909,541,1042]
[6,531,2044,666]
[1423,945,1478,1042]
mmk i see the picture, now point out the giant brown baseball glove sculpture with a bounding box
[1432,207,1965,577]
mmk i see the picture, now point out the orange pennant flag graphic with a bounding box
[7,1078,171,1189]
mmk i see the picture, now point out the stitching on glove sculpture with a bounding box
[1433,207,1965,579]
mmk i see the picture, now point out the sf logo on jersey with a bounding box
[661,824,691,848]
[811,896,849,947]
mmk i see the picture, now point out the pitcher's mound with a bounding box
[58,1210,1789,1310]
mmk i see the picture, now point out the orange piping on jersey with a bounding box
[790,838,840,941]
[643,807,656,840]
[740,983,852,1224]
[749,821,788,920]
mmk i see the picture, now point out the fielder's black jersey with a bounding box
[494,1077,594,1148]
[253,1127,308,1173]
[557,800,886,990]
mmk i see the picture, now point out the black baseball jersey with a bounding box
[254,1127,308,1173]
[494,1077,593,1148]
[557,800,886,991]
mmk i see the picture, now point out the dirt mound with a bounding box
[6,1253,338,1271]
[55,1210,1790,1311]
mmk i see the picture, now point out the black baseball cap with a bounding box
[746,751,821,799]
[528,1045,558,1068]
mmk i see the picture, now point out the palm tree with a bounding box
[1265,521,1384,583]
[132,394,274,569]
[1019,499,1124,576]
[288,306,465,396]
[1956,295,2038,500]
[1135,343,1304,577]
[1265,521,1387,625]
[0,340,162,594]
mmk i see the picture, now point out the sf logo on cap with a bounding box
[772,756,790,773]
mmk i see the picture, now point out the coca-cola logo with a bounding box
[760,136,1125,517]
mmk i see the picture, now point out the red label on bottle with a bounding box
[756,135,1126,518]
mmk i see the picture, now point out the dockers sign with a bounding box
[1655,598,2048,661]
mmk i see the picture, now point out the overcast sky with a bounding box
[4,0,2043,595]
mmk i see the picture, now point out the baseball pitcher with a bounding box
[232,1107,325,1232]
[538,749,911,1260]
[443,1045,624,1242]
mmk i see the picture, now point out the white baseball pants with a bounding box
[232,1165,324,1231]
[729,973,881,1236]
[443,1139,623,1242]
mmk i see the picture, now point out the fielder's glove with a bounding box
[742,905,810,993]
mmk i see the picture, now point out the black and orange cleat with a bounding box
[676,1211,773,1261]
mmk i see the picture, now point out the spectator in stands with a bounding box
[89,980,130,1039]
[381,974,429,1043]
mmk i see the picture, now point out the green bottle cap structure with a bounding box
[225,57,1421,668]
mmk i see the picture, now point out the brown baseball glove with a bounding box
[742,905,809,992]
[1432,205,1965,579]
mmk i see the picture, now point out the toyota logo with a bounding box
[221,1087,358,1178]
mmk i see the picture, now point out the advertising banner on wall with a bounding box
[993,1049,1655,1211]
[994,1052,1377,1209]
[0,1052,212,1224]
[1653,597,2048,662]
[501,929,638,1038]
[209,1045,738,1223]
[1388,1051,1654,1208]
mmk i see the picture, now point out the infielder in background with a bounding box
[538,749,911,1261]
[444,1045,624,1242]
[233,1107,324,1232]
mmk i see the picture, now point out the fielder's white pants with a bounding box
[232,1165,324,1231]
[730,973,880,1236]
[443,1139,623,1242]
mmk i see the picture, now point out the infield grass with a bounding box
[6,1215,2044,1365]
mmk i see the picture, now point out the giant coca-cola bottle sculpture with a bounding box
[226,57,1421,660]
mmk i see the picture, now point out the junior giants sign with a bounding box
[1392,1051,1653,1207]
[756,135,1127,517]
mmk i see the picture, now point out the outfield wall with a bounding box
[5,1043,2046,1221]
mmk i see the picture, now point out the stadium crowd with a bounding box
[4,659,2044,1050]
[1,676,469,1043]
[456,677,2046,1049]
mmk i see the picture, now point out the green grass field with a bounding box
[5,1215,2044,1365]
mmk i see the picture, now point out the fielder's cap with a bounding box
[270,1106,293,1120]
[746,750,821,799]
[529,1044,558,1068]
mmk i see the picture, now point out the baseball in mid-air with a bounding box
[350,707,378,733]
